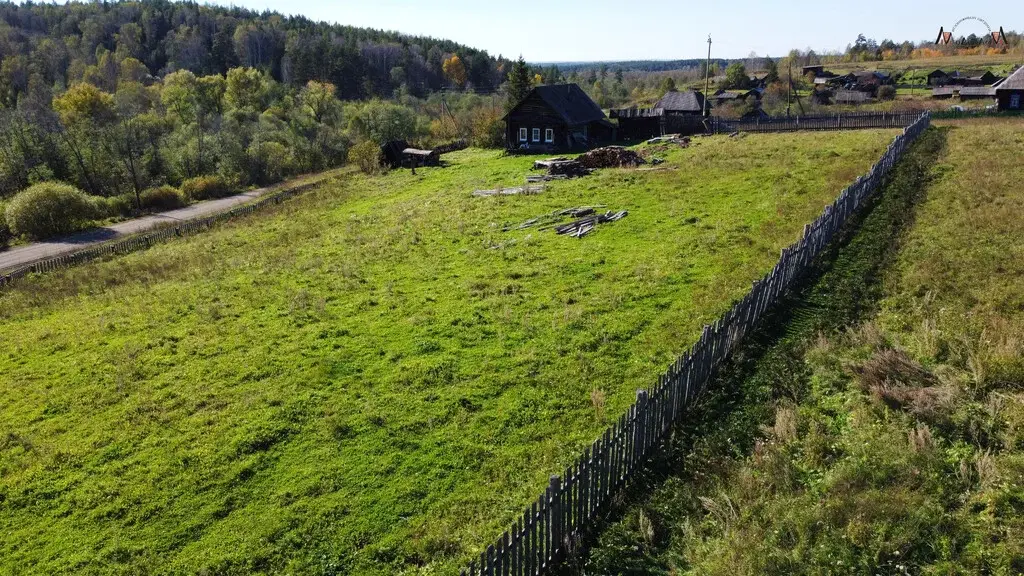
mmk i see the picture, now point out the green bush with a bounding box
[4,182,99,239]
[0,199,10,245]
[180,175,235,201]
[248,141,294,185]
[348,140,383,175]
[103,194,138,218]
[140,185,186,211]
[877,85,897,101]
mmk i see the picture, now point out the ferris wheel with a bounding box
[951,16,992,38]
[936,17,1005,45]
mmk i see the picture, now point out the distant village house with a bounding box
[996,67,1024,111]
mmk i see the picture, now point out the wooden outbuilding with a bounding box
[927,70,950,86]
[610,89,708,141]
[504,84,615,152]
[996,66,1024,111]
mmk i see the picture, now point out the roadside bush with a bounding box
[139,185,186,211]
[248,141,294,185]
[877,85,897,101]
[180,175,235,201]
[348,140,384,175]
[103,194,137,218]
[0,199,10,245]
[4,182,98,239]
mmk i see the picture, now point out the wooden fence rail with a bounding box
[0,180,323,288]
[461,111,932,576]
[712,111,922,134]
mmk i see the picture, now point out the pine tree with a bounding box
[506,56,531,111]
[764,56,780,84]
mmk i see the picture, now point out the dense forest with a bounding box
[0,0,518,242]
[0,0,506,98]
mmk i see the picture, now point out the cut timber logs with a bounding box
[526,174,570,183]
[532,157,569,169]
[505,205,607,232]
[576,147,646,169]
[473,185,544,197]
[531,159,591,178]
[646,135,692,148]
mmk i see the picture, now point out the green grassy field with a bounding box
[583,119,1024,575]
[0,131,900,575]
[828,53,1023,76]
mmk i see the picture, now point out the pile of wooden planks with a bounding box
[472,184,544,197]
[532,158,592,178]
[554,210,628,238]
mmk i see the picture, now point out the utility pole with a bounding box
[703,35,712,117]
[787,58,792,117]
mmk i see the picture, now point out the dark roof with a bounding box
[654,90,707,112]
[713,90,743,100]
[928,69,948,77]
[931,86,995,97]
[996,66,1024,91]
[506,83,607,126]
[835,90,870,103]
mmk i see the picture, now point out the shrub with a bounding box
[0,199,10,245]
[248,141,294,185]
[877,85,897,101]
[180,175,235,201]
[103,194,138,218]
[348,140,384,175]
[139,185,186,211]
[4,182,98,239]
[469,107,505,148]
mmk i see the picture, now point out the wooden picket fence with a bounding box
[460,111,932,576]
[712,111,923,134]
[0,179,324,288]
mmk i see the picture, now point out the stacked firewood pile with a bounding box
[532,158,592,178]
[576,146,647,169]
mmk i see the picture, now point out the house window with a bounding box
[544,128,554,143]
[519,127,527,142]
[1012,94,1022,109]
[532,128,541,142]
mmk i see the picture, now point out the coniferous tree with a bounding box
[506,56,531,111]
[764,56,780,84]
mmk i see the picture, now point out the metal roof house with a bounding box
[504,84,615,152]
[654,89,708,114]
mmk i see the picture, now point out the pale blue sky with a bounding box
[211,0,1019,62]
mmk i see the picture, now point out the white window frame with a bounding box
[1012,93,1022,109]
[544,128,554,143]
[518,127,527,142]
[532,128,540,142]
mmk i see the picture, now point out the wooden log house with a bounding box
[996,66,1024,111]
[504,84,615,153]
